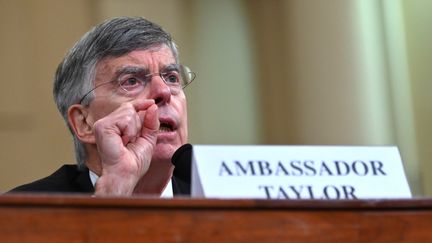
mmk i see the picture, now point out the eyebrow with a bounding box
[115,66,148,77]
[114,63,180,77]
[161,63,180,73]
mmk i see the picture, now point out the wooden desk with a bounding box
[1,195,431,242]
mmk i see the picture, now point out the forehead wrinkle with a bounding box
[95,47,177,82]
[129,45,177,70]
[115,66,148,76]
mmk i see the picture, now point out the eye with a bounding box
[119,76,144,91]
[162,72,180,84]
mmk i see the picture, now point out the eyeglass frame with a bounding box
[78,64,196,105]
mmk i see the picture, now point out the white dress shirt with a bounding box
[89,170,173,198]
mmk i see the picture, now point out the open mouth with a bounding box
[159,122,174,132]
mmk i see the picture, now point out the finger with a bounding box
[140,104,159,137]
[106,105,141,145]
[132,99,155,115]
[131,99,155,125]
[121,114,141,145]
[117,114,140,145]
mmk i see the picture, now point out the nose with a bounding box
[148,75,171,106]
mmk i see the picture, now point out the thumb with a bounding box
[139,104,159,137]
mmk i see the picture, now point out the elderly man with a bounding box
[11,17,194,197]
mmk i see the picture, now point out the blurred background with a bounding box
[0,0,431,196]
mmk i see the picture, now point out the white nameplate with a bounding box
[191,145,411,199]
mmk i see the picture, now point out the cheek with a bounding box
[180,112,188,143]
[87,99,119,124]
[177,97,188,142]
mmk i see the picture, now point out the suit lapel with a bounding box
[172,175,190,196]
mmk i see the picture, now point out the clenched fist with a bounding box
[93,100,159,196]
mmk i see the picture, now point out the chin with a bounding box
[153,143,181,162]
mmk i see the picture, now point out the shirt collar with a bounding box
[88,170,173,198]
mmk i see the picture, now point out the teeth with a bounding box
[159,123,173,132]
[159,127,171,132]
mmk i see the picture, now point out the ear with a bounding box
[68,104,96,144]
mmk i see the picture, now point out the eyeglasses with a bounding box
[78,64,196,104]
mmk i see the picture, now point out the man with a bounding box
[10,17,194,196]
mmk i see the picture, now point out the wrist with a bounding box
[94,170,140,196]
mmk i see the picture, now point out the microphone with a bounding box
[171,143,192,184]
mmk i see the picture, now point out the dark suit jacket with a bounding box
[9,164,190,196]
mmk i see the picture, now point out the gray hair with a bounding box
[53,17,179,169]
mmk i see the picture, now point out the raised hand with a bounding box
[93,100,159,196]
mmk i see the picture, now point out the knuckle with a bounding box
[92,119,106,136]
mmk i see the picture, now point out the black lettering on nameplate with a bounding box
[258,185,357,199]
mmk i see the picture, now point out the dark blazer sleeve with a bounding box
[9,164,189,196]
[8,164,94,193]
